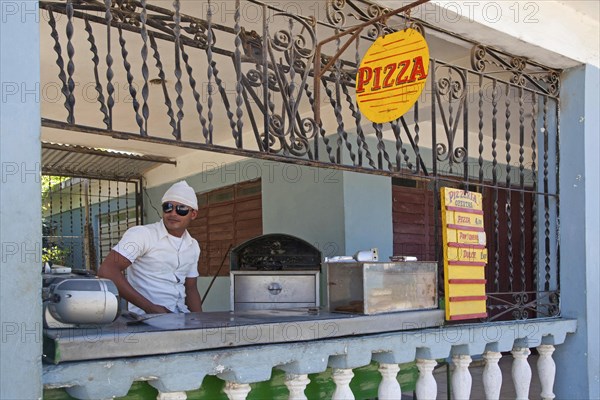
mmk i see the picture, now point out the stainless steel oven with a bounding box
[229,234,321,311]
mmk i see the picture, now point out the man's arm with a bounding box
[184,277,202,312]
[98,250,171,314]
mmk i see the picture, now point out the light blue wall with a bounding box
[0,0,43,397]
[554,64,600,399]
[262,163,346,258]
[341,171,393,261]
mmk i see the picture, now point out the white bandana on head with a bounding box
[161,181,198,210]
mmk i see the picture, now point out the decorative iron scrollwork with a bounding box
[547,292,560,316]
[257,12,317,158]
[471,44,559,95]
[327,0,347,27]
[511,292,530,320]
[434,65,467,167]
[183,21,210,49]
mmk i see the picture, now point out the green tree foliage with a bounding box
[42,176,70,265]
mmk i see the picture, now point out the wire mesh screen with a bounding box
[42,176,142,270]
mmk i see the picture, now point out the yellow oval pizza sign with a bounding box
[356,28,429,124]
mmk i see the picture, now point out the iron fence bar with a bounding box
[212,57,238,143]
[505,83,514,292]
[206,0,215,144]
[135,180,141,226]
[233,0,244,149]
[79,180,84,268]
[121,181,125,243]
[46,8,72,125]
[262,4,270,154]
[477,73,484,184]
[97,179,103,261]
[353,36,364,167]
[117,26,146,136]
[531,93,539,291]
[179,41,210,141]
[107,180,112,254]
[340,76,377,169]
[390,120,413,172]
[65,0,76,124]
[462,67,469,185]
[59,179,64,263]
[140,0,150,135]
[104,0,114,130]
[317,77,339,163]
[332,39,357,165]
[543,95,551,291]
[372,122,392,171]
[83,18,110,129]
[431,59,437,177]
[240,78,266,152]
[288,18,297,155]
[399,117,428,176]
[303,80,331,162]
[173,0,184,140]
[492,79,500,292]
[413,100,422,175]
[69,178,74,266]
[554,99,561,293]
[518,86,527,292]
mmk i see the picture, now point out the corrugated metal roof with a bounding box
[42,142,176,180]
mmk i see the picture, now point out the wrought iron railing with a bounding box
[39,0,560,320]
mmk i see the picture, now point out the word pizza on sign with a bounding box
[356,28,429,124]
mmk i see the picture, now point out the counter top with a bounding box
[43,308,444,363]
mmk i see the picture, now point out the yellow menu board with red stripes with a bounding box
[441,188,488,321]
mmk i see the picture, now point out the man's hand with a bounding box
[144,304,172,314]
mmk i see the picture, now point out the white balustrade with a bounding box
[512,347,532,400]
[378,363,401,400]
[483,351,502,400]
[42,319,576,400]
[284,373,310,400]
[451,355,472,400]
[332,368,355,400]
[537,345,556,400]
[416,359,437,400]
[223,382,251,400]
[156,392,187,400]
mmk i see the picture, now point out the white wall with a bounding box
[381,0,599,68]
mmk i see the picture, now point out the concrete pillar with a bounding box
[415,358,437,400]
[555,64,600,400]
[451,355,472,400]
[511,347,532,400]
[537,345,556,400]
[378,363,402,400]
[482,351,502,400]
[0,0,43,398]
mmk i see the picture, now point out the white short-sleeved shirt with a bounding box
[112,220,200,314]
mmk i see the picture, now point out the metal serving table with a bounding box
[43,308,444,363]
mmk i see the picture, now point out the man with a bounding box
[99,180,202,314]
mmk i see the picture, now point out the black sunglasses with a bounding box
[162,202,191,216]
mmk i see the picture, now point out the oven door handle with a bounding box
[267,282,282,295]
